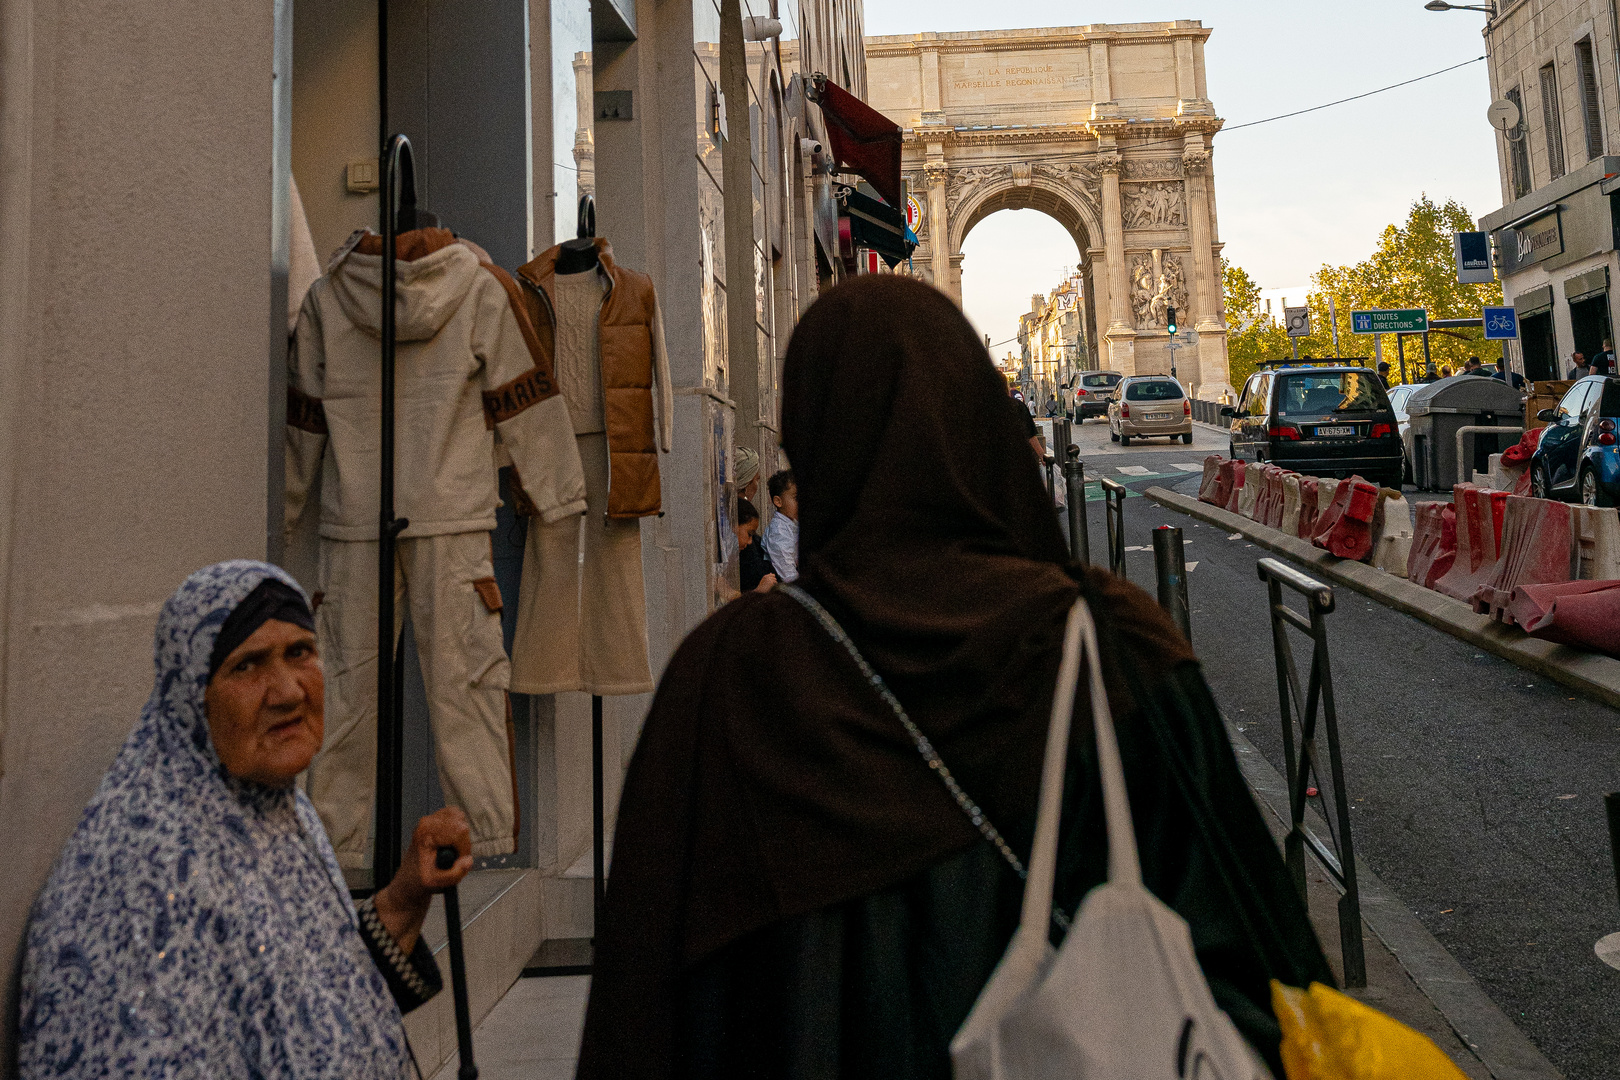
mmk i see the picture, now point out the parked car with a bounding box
[1529,375,1620,506]
[1073,370,1123,419]
[1221,364,1403,489]
[1386,383,1415,484]
[1108,375,1193,445]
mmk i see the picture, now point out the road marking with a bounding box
[1116,465,1154,475]
[1186,561,1199,571]
[1170,463,1203,472]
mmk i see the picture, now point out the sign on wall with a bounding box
[1453,231,1494,284]
[905,193,925,235]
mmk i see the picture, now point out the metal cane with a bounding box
[435,847,478,1080]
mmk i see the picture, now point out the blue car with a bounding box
[1531,375,1620,507]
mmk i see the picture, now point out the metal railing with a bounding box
[1257,557,1366,988]
[1100,477,1128,578]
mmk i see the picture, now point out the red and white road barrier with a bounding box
[1407,502,1458,590]
[1311,475,1380,561]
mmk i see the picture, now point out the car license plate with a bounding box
[1316,425,1355,437]
[1146,412,1172,421]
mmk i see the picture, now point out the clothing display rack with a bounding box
[372,4,478,1074]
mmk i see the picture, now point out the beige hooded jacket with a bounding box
[286,229,587,543]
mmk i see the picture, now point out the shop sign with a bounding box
[905,194,925,234]
[1499,208,1563,273]
[1453,231,1494,284]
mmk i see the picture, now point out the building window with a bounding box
[1540,62,1566,180]
[1576,38,1604,160]
[1507,86,1533,199]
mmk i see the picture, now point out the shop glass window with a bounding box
[1577,39,1604,160]
[1541,62,1567,181]
[1507,87,1532,199]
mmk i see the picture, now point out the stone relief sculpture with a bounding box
[945,164,1010,218]
[1130,249,1189,329]
[1122,182,1185,229]
[1122,158,1182,180]
[1032,161,1101,218]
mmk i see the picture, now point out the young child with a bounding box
[761,469,799,583]
[734,498,777,593]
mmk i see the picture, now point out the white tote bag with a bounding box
[950,598,1271,1080]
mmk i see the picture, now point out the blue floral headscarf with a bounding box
[19,561,410,1079]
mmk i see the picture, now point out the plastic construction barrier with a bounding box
[1266,469,1295,530]
[1249,465,1275,525]
[1507,579,1620,657]
[1281,473,1303,537]
[1434,485,1508,605]
[1369,489,1414,574]
[1310,476,1380,561]
[1225,460,1247,514]
[1572,503,1620,581]
[1199,455,1226,505]
[1478,496,1576,622]
[1238,464,1264,520]
[1297,477,1321,541]
[1406,502,1458,590]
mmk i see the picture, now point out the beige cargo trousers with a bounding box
[307,533,517,867]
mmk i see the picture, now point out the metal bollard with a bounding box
[1100,477,1128,578]
[1152,525,1192,639]
[1608,793,1620,913]
[1064,445,1088,564]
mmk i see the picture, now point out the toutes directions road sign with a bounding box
[1350,308,1428,334]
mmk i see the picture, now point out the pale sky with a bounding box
[861,0,1503,352]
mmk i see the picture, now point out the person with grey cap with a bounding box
[735,444,762,503]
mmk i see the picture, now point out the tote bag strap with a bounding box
[1019,600,1143,929]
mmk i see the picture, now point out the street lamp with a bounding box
[1423,1,1496,13]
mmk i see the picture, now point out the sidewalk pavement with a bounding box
[430,726,1561,1080]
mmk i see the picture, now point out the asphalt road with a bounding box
[1060,416,1620,1080]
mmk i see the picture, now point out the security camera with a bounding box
[800,138,823,156]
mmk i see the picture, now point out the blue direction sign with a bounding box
[1483,305,1518,340]
[1350,308,1428,334]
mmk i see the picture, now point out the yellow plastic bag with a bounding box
[1271,981,1468,1080]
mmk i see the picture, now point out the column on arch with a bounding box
[1182,133,1232,401]
[926,159,951,296]
[1098,138,1135,374]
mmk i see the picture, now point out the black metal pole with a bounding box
[1397,335,1408,386]
[1064,445,1088,564]
[592,694,606,938]
[1607,793,1620,913]
[435,848,479,1080]
[1152,525,1191,640]
[1423,330,1436,381]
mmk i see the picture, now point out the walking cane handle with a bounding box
[435,846,457,871]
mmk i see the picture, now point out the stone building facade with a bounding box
[0,0,869,1068]
[1479,0,1620,379]
[864,21,1231,400]
[1018,273,1088,411]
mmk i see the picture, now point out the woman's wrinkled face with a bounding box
[204,619,325,786]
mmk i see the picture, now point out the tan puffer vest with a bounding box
[515,240,664,519]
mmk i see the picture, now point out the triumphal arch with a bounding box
[865,21,1231,399]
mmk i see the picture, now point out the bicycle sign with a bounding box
[1483,305,1518,340]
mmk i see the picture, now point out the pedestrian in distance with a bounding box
[1376,360,1392,389]
[1592,339,1617,377]
[1569,352,1590,379]
[1462,356,1485,375]
[574,275,1333,1080]
[1490,363,1526,390]
[761,468,799,583]
[735,444,762,503]
[18,563,472,1080]
[1440,365,1453,378]
[734,497,778,593]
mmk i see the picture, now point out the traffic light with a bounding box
[1167,306,1177,336]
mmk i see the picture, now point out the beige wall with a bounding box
[292,0,379,262]
[0,0,276,1066]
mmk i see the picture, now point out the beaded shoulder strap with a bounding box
[780,584,1072,930]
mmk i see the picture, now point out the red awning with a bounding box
[813,75,903,209]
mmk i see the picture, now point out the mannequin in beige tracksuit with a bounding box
[509,241,673,696]
[286,227,586,866]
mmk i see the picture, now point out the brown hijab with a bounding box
[576,276,1194,1078]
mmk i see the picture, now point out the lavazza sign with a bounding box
[865,20,1234,402]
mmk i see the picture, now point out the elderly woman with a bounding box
[18,560,470,1079]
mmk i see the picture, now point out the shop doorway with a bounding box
[1520,310,1556,381]
[1569,293,1612,369]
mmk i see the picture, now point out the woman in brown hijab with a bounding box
[578,276,1331,1079]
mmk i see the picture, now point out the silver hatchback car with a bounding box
[1108,375,1193,445]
